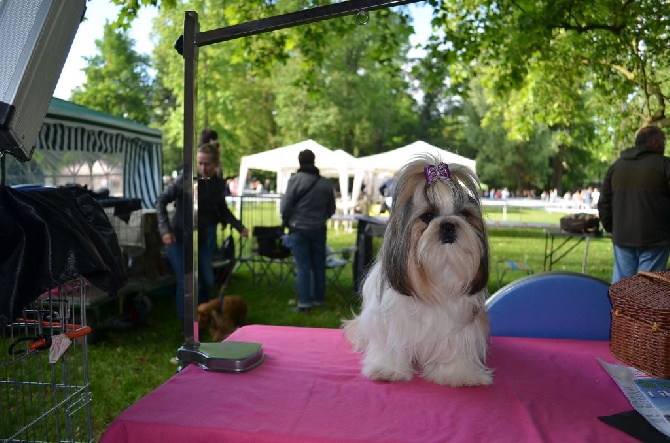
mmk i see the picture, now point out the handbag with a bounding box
[559,213,600,234]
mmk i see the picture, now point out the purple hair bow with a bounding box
[424,163,451,184]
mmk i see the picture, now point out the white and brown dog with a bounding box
[197,295,248,342]
[343,154,492,387]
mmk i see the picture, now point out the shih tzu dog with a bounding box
[343,154,492,387]
[197,295,248,342]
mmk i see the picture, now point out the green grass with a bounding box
[86,207,615,440]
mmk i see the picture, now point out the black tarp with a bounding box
[0,185,127,326]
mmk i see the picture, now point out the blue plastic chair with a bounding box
[486,271,612,340]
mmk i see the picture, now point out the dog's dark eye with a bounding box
[461,206,481,221]
[420,212,437,224]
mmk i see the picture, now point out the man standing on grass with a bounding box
[280,149,336,313]
[598,125,670,283]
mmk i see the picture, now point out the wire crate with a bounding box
[105,207,170,287]
[0,277,93,442]
[104,207,145,270]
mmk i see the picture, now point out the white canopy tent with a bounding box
[238,139,356,212]
[333,149,359,174]
[351,141,477,205]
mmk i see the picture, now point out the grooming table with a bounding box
[102,325,637,442]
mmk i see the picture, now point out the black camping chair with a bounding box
[252,226,293,286]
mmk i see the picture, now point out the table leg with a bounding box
[582,237,591,273]
[543,232,552,271]
[546,234,585,271]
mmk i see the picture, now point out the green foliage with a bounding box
[85,0,669,193]
[150,0,418,174]
[106,0,175,28]
[272,9,418,156]
[70,23,155,125]
[462,80,553,192]
[425,0,670,153]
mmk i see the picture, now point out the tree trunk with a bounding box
[551,144,567,195]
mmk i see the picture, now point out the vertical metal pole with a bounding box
[182,11,199,347]
[582,237,590,274]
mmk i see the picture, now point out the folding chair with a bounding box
[326,246,355,293]
[486,271,612,340]
[252,226,293,287]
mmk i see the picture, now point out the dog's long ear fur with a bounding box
[452,167,489,295]
[198,298,221,313]
[466,195,489,294]
[378,163,422,297]
[379,154,489,297]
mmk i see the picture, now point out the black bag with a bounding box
[560,213,601,234]
[254,226,291,259]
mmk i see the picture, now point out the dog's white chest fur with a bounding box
[344,262,492,387]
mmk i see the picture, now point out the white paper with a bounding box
[49,334,72,363]
[599,359,670,437]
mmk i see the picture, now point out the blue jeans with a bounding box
[611,244,670,284]
[290,227,327,308]
[165,225,217,319]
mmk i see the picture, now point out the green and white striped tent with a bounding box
[3,98,163,209]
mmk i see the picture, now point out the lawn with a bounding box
[86,205,614,440]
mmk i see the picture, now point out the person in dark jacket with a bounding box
[598,125,670,283]
[280,149,336,312]
[156,140,249,320]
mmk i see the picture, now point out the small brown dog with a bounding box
[197,295,248,342]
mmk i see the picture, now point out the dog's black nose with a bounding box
[440,222,456,243]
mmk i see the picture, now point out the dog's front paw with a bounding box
[422,361,493,387]
[361,354,414,382]
[362,364,413,382]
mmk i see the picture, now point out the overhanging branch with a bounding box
[558,22,624,35]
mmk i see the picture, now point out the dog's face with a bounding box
[380,155,489,302]
[197,298,220,326]
[197,296,248,342]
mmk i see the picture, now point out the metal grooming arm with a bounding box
[175,0,421,371]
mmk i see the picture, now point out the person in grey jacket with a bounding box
[281,149,336,312]
[598,125,670,283]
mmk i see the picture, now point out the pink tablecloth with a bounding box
[101,325,635,443]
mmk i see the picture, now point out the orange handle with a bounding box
[28,326,92,351]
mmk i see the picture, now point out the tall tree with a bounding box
[152,0,418,175]
[272,7,417,157]
[71,22,154,125]
[425,0,670,151]
[408,53,474,156]
[462,80,552,193]
[151,1,281,173]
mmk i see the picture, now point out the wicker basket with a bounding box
[609,270,670,379]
